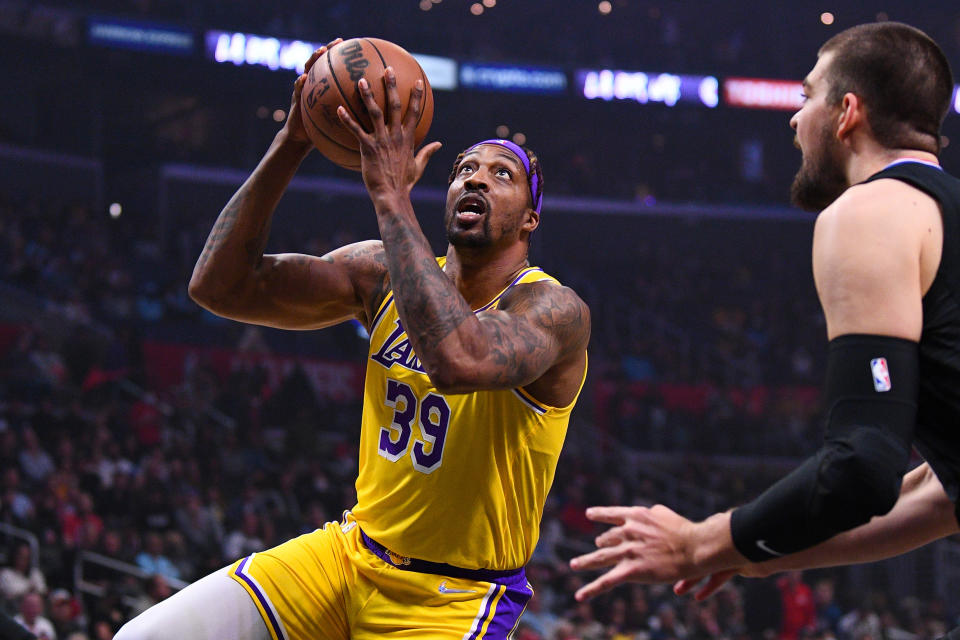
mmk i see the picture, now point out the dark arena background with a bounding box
[2,1,960,639]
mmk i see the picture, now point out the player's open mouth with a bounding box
[455,194,488,223]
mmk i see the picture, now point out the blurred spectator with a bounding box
[0,542,47,603]
[814,578,843,636]
[518,593,561,639]
[47,590,83,640]
[127,574,173,619]
[59,493,104,550]
[18,429,56,487]
[174,490,223,556]
[133,533,180,582]
[222,511,265,562]
[650,602,688,640]
[13,592,55,640]
[778,571,816,640]
[1,469,35,526]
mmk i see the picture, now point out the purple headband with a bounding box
[464,139,542,213]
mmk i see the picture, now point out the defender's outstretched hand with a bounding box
[569,505,698,601]
[282,38,343,146]
[570,504,745,601]
[673,569,739,601]
[337,67,442,200]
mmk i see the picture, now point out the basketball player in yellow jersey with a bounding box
[114,41,589,640]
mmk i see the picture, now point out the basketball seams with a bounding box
[301,105,360,154]
[415,67,430,132]
[303,38,432,170]
[363,38,388,69]
[366,38,430,135]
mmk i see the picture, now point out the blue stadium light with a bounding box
[459,63,567,95]
[88,17,194,55]
[578,70,718,107]
[954,85,960,115]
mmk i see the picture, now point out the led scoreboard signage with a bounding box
[578,69,719,108]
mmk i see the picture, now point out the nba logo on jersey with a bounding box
[870,358,892,392]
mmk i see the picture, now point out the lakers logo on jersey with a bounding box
[370,316,424,373]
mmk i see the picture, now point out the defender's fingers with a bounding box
[584,506,631,526]
[694,571,736,601]
[574,563,637,602]
[569,542,630,571]
[673,577,701,596]
[595,528,629,549]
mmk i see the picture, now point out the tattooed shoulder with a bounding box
[333,241,390,329]
[499,282,591,355]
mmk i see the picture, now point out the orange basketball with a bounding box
[300,37,434,171]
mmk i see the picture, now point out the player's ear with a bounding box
[836,92,864,142]
[522,208,540,234]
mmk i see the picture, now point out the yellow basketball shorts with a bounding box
[227,513,533,639]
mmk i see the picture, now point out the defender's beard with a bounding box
[790,124,849,212]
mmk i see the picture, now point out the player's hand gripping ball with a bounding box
[300,37,434,170]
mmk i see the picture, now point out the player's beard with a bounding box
[445,212,493,248]
[790,123,849,212]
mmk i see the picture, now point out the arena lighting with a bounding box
[208,30,319,73]
[578,70,719,108]
[954,85,960,114]
[724,77,804,111]
[89,16,194,54]
[204,30,458,90]
[460,63,567,94]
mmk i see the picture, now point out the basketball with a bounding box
[300,37,434,170]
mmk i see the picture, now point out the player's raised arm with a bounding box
[189,39,392,331]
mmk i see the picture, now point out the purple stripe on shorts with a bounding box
[234,555,285,640]
[466,585,499,640]
[480,579,534,639]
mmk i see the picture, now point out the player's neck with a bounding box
[846,146,940,185]
[444,245,531,310]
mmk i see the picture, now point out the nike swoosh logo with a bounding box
[755,539,784,557]
[438,580,477,594]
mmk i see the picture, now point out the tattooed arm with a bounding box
[188,40,390,331]
[372,200,589,394]
[405,272,590,396]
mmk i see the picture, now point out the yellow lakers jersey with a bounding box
[352,261,586,571]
